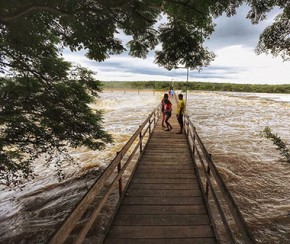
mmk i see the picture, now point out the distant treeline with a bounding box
[102,81,290,94]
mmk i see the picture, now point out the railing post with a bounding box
[205,154,212,198]
[139,126,143,153]
[192,133,196,157]
[117,151,123,198]
[149,118,152,135]
[184,115,187,134]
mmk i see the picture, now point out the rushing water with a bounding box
[0,90,290,243]
[186,91,290,243]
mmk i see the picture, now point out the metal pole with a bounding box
[185,67,189,113]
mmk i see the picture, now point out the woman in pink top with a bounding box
[164,98,173,131]
[161,93,168,128]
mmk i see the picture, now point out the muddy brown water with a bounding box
[1,90,290,243]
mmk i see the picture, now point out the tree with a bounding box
[0,0,289,185]
[256,8,290,60]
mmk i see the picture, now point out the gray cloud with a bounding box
[62,5,288,84]
[96,58,244,80]
[189,65,246,80]
[207,5,280,50]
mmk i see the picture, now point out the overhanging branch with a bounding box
[0,5,70,22]
[164,0,204,15]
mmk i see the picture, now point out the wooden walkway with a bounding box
[48,97,255,243]
[104,103,216,243]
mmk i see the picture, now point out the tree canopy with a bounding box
[0,0,289,185]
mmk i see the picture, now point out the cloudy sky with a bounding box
[64,5,289,85]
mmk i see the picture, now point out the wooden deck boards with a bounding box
[104,103,216,243]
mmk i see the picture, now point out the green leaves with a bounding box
[256,10,290,60]
[1,0,290,63]
[1,0,290,185]
[155,19,215,70]
[0,69,112,185]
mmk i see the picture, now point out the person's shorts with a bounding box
[165,112,171,118]
[177,114,183,124]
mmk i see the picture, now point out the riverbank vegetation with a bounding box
[102,81,290,94]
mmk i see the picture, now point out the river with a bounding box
[187,91,290,243]
[0,90,289,243]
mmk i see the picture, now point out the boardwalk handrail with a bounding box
[49,105,161,244]
[184,114,255,243]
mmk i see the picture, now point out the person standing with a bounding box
[161,93,168,127]
[164,98,173,131]
[176,94,185,134]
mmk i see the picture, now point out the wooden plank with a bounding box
[118,205,208,215]
[141,153,191,157]
[138,160,192,165]
[147,140,188,144]
[143,149,191,153]
[148,143,189,146]
[104,238,216,244]
[126,189,202,197]
[147,142,188,146]
[149,139,187,142]
[135,168,194,173]
[106,225,214,239]
[142,153,192,157]
[146,145,189,149]
[140,158,192,162]
[136,165,194,171]
[148,141,188,145]
[131,178,196,184]
[142,152,191,156]
[149,137,187,141]
[122,196,204,205]
[146,144,190,148]
[134,173,196,179]
[112,214,210,226]
[129,183,200,190]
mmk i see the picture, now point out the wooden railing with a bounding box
[49,105,161,244]
[184,115,256,244]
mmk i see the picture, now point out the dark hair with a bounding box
[164,93,169,99]
[164,98,171,104]
[178,94,183,98]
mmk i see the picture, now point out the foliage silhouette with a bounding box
[262,127,290,163]
[1,1,290,184]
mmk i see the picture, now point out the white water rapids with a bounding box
[0,90,290,243]
[187,91,290,243]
